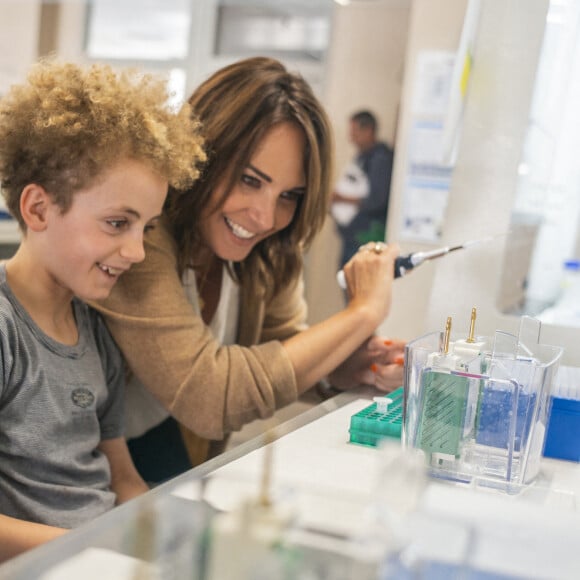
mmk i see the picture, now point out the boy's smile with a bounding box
[97,264,129,278]
[40,158,167,302]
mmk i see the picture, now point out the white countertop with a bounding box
[2,391,580,579]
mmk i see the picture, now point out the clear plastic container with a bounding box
[402,317,563,492]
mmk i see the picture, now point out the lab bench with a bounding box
[1,387,580,580]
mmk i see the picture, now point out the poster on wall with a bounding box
[401,0,480,243]
[401,50,455,243]
[402,121,453,242]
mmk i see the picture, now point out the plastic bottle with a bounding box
[559,259,580,308]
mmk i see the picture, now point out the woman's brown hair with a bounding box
[165,56,334,298]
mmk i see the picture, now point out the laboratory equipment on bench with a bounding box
[402,310,563,492]
[544,365,580,462]
[205,430,295,580]
[348,386,404,447]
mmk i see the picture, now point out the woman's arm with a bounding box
[93,225,298,440]
[283,243,398,389]
[93,225,397,440]
[255,263,405,392]
[99,437,149,503]
[0,515,67,563]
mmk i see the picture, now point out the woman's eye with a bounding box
[144,223,156,233]
[281,190,303,203]
[241,174,261,188]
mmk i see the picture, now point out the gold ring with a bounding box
[373,242,384,254]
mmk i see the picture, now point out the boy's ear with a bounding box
[20,184,52,232]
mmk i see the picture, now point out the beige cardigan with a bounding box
[92,222,308,465]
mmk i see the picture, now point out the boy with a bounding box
[0,59,205,561]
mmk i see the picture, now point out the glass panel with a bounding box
[86,0,192,61]
[215,1,332,60]
[497,0,580,327]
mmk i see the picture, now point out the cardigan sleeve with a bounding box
[259,275,309,343]
[92,224,299,440]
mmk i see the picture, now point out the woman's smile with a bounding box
[224,216,257,240]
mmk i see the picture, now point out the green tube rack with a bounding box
[348,386,404,447]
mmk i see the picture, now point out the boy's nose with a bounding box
[120,234,146,263]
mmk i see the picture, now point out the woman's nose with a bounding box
[247,190,276,231]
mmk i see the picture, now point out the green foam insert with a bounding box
[417,371,469,457]
[349,386,404,447]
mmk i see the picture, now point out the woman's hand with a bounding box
[327,335,406,392]
[343,242,399,326]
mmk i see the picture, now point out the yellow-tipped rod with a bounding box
[443,316,452,354]
[466,307,477,343]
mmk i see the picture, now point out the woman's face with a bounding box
[201,122,306,262]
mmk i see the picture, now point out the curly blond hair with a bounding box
[0,59,205,228]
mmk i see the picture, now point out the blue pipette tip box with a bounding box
[348,386,404,447]
[544,366,580,462]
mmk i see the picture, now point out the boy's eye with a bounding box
[144,223,156,233]
[106,219,128,230]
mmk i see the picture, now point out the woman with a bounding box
[94,57,404,483]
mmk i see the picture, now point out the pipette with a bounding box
[336,236,495,289]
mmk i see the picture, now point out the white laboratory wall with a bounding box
[378,0,468,341]
[0,2,41,94]
[304,0,412,325]
[54,1,87,61]
[0,1,42,247]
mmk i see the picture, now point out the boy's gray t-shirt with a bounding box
[0,265,125,528]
